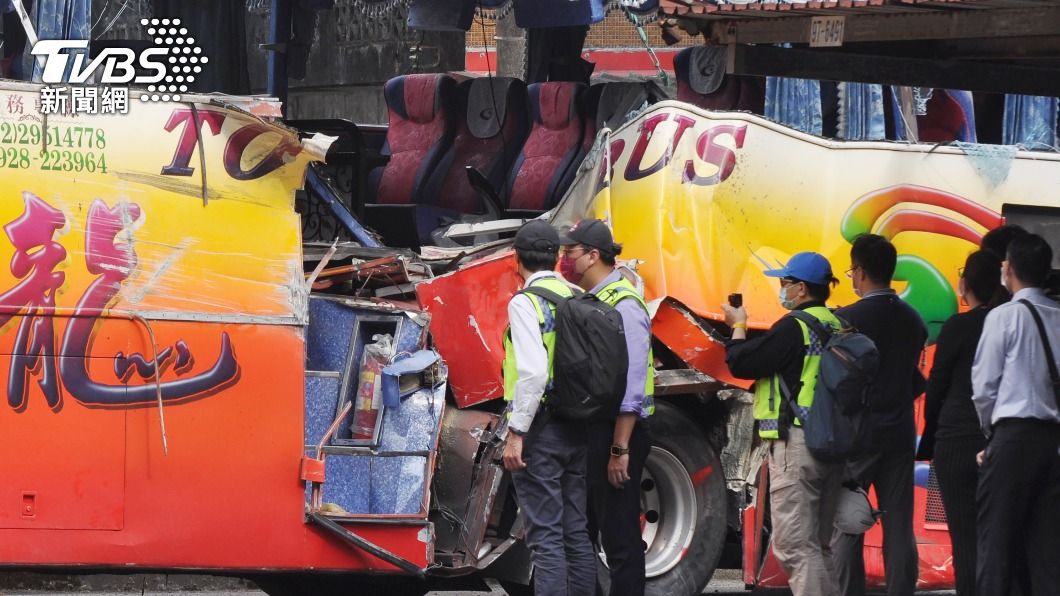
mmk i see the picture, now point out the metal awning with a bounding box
[661,0,1045,19]
[658,1,1060,96]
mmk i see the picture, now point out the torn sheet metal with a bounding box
[417,251,520,408]
[652,298,748,390]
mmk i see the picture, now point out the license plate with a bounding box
[809,16,845,48]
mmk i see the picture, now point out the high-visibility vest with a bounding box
[595,277,655,416]
[753,306,841,439]
[502,276,575,403]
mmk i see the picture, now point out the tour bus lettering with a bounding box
[684,124,748,186]
[0,194,240,411]
[624,113,697,182]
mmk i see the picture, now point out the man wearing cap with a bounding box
[502,220,595,596]
[558,219,653,596]
[832,234,926,596]
[722,251,844,596]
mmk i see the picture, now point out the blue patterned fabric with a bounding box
[765,76,822,135]
[304,297,442,515]
[20,0,91,81]
[838,82,885,141]
[1003,95,1059,149]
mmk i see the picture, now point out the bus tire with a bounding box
[596,401,727,596]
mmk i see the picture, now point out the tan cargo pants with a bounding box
[768,427,844,596]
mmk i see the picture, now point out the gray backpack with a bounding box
[782,311,880,462]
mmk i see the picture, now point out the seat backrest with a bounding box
[431,77,530,213]
[674,47,764,114]
[506,82,587,212]
[918,89,977,143]
[585,82,653,133]
[373,74,458,205]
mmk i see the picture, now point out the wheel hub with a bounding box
[597,446,698,579]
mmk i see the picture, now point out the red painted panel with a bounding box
[651,299,749,390]
[417,252,521,408]
[0,370,125,531]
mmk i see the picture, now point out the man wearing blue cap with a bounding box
[501,220,595,596]
[722,251,844,596]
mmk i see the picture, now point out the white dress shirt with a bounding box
[972,287,1060,434]
[506,271,559,434]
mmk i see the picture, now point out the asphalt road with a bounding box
[0,569,956,595]
[0,573,749,595]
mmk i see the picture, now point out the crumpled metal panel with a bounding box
[417,252,521,408]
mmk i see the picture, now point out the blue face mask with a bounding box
[779,285,798,310]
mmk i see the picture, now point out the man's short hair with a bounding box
[581,242,622,267]
[805,281,831,302]
[516,247,559,273]
[850,234,897,285]
[981,224,1027,260]
[962,250,1004,307]
[783,277,834,302]
[1006,233,1053,288]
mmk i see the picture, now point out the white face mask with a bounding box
[779,285,798,310]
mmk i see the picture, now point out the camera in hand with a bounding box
[728,293,743,308]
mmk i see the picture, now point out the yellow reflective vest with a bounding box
[595,277,655,416]
[502,276,575,403]
[753,306,841,439]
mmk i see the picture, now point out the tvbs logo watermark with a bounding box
[31,18,208,116]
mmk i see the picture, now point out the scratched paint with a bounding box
[467,315,491,353]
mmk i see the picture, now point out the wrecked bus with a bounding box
[2,78,1059,596]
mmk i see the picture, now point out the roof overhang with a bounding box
[660,1,1060,95]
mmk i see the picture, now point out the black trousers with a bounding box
[934,436,986,596]
[587,419,651,596]
[977,418,1060,596]
[832,439,919,596]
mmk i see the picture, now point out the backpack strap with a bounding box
[788,309,835,345]
[520,286,574,305]
[776,375,806,427]
[779,310,836,429]
[1018,299,1060,408]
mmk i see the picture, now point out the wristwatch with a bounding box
[610,445,630,457]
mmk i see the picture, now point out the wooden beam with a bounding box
[710,6,1060,45]
[730,45,1060,96]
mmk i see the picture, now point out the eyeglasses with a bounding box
[561,246,588,258]
[780,277,801,287]
[844,265,861,279]
[958,267,965,278]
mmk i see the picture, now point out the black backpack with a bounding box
[783,311,880,462]
[520,286,629,422]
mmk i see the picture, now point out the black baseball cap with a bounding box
[513,220,560,253]
[558,219,617,254]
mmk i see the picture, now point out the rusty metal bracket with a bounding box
[307,512,426,579]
